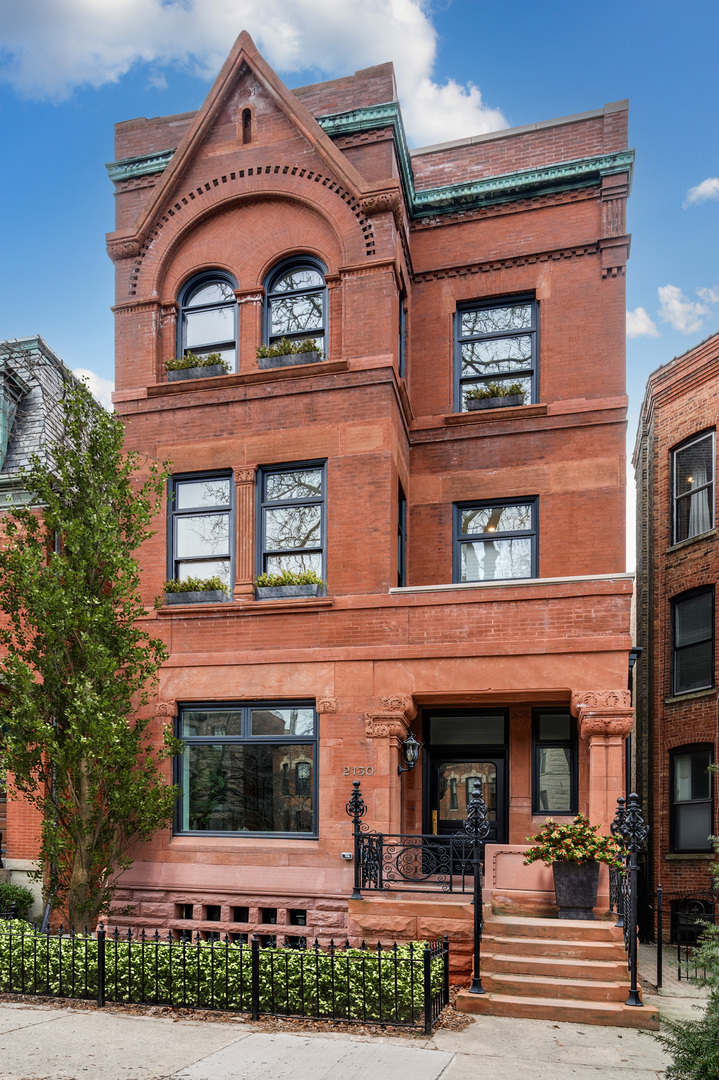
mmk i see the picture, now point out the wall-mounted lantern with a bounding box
[397,731,421,775]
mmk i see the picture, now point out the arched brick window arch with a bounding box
[178,271,238,371]
[263,257,328,356]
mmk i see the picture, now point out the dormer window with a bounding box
[178,273,238,371]
[0,365,29,469]
[264,259,327,355]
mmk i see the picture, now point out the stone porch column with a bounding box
[570,690,634,829]
[363,695,416,835]
[234,466,257,600]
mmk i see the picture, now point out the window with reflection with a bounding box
[177,702,318,836]
[673,431,715,544]
[533,711,577,815]
[178,274,237,370]
[672,588,714,695]
[671,746,713,852]
[455,296,537,412]
[169,473,233,590]
[454,498,537,582]
[264,259,327,354]
[258,463,325,580]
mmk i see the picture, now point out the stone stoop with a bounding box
[456,914,659,1029]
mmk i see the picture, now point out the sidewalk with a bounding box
[0,989,699,1080]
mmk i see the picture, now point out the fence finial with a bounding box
[345,780,366,825]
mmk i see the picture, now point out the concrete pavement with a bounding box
[0,990,698,1080]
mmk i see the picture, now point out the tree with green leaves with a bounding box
[0,375,178,927]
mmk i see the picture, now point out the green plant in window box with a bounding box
[165,352,230,380]
[255,338,324,368]
[524,814,625,919]
[464,381,525,411]
[162,576,231,605]
[254,569,325,600]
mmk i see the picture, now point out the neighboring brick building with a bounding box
[9,31,636,966]
[634,331,719,938]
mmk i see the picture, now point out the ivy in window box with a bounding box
[465,382,525,411]
[255,338,324,370]
[162,576,231,605]
[165,352,231,382]
[254,569,325,600]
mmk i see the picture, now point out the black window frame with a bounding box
[453,497,538,584]
[454,294,538,413]
[671,587,715,696]
[532,709,578,816]
[175,700,319,839]
[167,471,234,591]
[398,291,407,379]
[263,257,328,353]
[256,461,327,583]
[398,482,407,587]
[177,271,238,371]
[670,744,714,854]
[672,429,715,545]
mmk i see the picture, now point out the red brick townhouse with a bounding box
[634,331,719,940]
[8,32,637,981]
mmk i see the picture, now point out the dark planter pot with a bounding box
[257,351,322,369]
[165,589,230,605]
[167,364,228,381]
[552,861,601,920]
[467,393,524,411]
[255,584,321,600]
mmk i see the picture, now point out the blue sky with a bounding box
[0,0,717,566]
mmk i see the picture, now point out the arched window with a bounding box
[178,273,238,371]
[264,259,327,354]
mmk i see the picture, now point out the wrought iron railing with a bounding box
[610,793,649,1008]
[653,882,718,988]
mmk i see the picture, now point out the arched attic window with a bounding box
[264,259,327,356]
[178,273,238,371]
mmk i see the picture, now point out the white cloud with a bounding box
[0,0,507,145]
[626,307,659,339]
[684,177,719,208]
[697,286,719,305]
[657,285,710,335]
[73,368,114,411]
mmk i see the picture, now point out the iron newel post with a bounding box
[609,797,626,928]
[346,780,367,900]
[459,779,490,994]
[612,792,649,1007]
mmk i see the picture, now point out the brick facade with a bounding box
[634,332,719,930]
[8,32,634,952]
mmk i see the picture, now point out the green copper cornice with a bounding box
[105,101,634,217]
[106,150,177,182]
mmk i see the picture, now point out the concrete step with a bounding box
[482,951,628,981]
[486,914,621,942]
[481,970,628,1002]
[456,990,660,1029]
[483,933,626,961]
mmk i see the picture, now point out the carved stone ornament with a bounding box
[234,467,257,485]
[106,238,142,261]
[578,715,634,739]
[317,697,339,714]
[571,690,631,712]
[155,700,178,718]
[364,713,410,740]
[570,689,633,741]
[360,190,401,218]
[380,695,417,721]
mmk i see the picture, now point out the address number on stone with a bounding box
[343,766,374,776]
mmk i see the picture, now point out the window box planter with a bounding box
[167,364,228,382]
[255,583,321,600]
[257,351,322,370]
[467,393,524,411]
[165,589,230,605]
[552,861,600,919]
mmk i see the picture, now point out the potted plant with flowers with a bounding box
[464,381,525,411]
[524,814,625,920]
[165,351,230,381]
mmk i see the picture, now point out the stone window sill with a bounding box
[667,528,717,555]
[156,597,334,618]
[664,687,717,705]
[445,402,548,426]
[665,852,715,861]
[147,358,348,398]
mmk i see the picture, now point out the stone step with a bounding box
[481,970,629,1002]
[486,914,621,941]
[483,933,626,961]
[456,990,660,1029]
[482,951,628,981]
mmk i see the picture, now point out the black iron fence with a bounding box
[0,921,449,1034]
[653,883,718,988]
[353,833,475,894]
[610,793,649,1008]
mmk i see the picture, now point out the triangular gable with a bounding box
[131,31,370,245]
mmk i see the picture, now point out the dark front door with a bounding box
[428,753,507,845]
